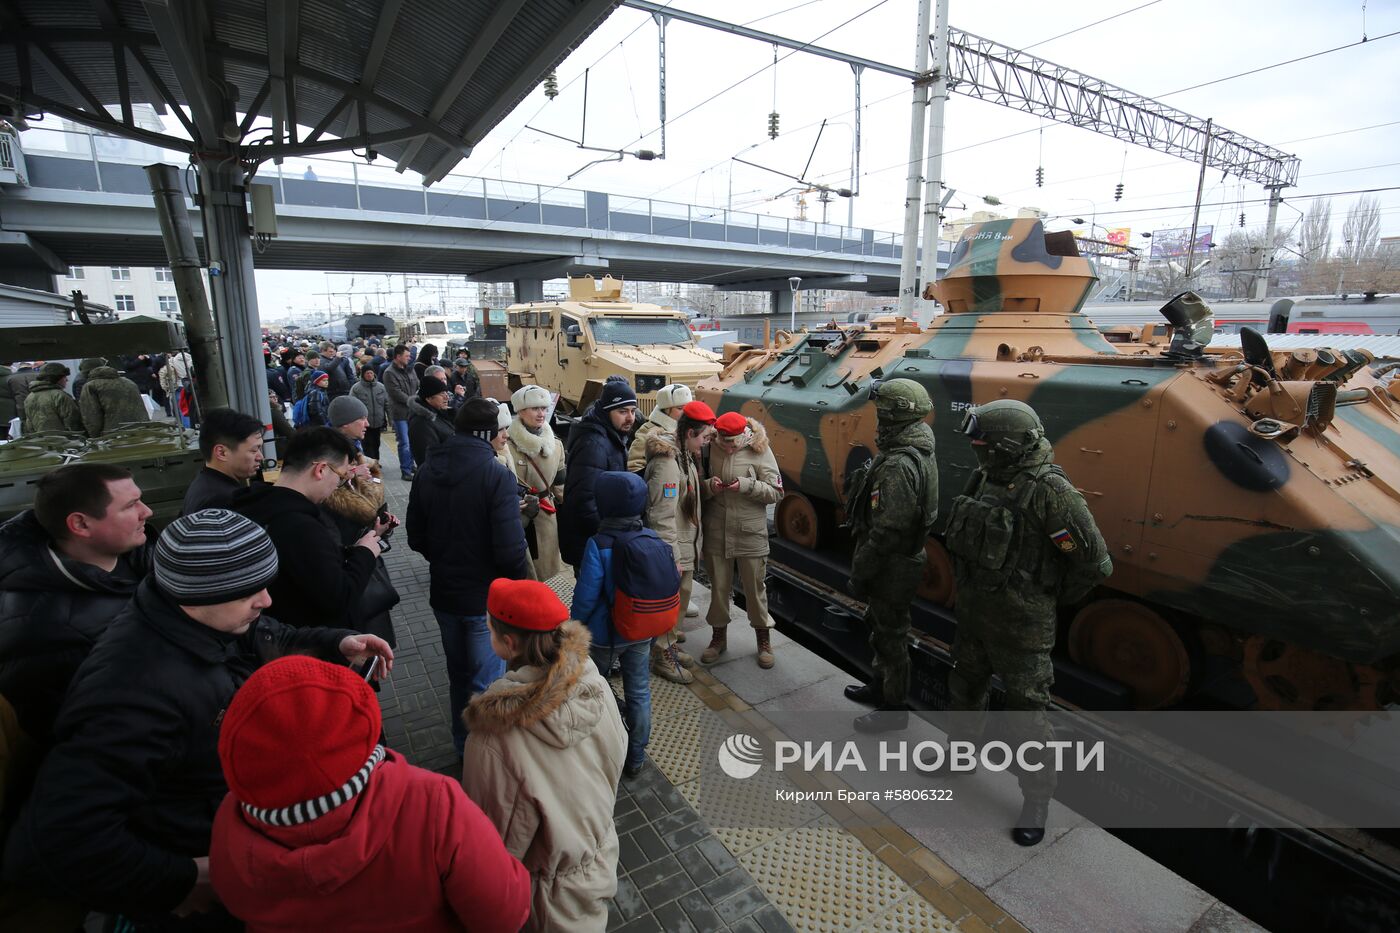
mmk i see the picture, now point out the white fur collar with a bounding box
[508,417,553,459]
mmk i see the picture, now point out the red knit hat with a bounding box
[715,411,748,436]
[489,578,568,631]
[218,656,382,814]
[312,370,330,385]
[682,400,717,424]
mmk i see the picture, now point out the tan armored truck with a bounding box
[505,275,721,417]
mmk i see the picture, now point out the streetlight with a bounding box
[788,276,801,333]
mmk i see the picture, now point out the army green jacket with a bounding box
[945,439,1111,605]
[23,380,84,435]
[0,365,13,425]
[79,367,150,436]
[847,420,939,583]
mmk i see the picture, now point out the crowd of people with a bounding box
[0,325,795,931]
[3,357,155,438]
[0,304,1124,929]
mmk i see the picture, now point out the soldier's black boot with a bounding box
[1011,795,1050,847]
[844,682,880,705]
[853,707,908,733]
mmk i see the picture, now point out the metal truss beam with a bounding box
[945,29,1299,188]
[620,0,1299,189]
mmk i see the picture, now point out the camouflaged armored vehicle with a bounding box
[698,218,1400,712]
[0,317,203,527]
[506,275,721,418]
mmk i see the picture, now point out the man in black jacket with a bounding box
[0,463,154,747]
[318,341,354,400]
[234,427,388,629]
[182,408,266,516]
[1,509,392,923]
[559,377,639,569]
[407,398,529,755]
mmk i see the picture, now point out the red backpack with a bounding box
[598,528,682,641]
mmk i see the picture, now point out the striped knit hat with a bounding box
[154,509,279,606]
[219,656,384,825]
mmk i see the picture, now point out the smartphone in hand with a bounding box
[361,656,381,681]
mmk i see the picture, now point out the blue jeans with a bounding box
[434,611,506,755]
[393,418,414,475]
[590,640,651,769]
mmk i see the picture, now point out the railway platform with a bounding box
[374,451,1263,932]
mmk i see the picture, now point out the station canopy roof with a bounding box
[0,0,621,184]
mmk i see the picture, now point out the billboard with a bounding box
[1071,227,1132,253]
[1149,226,1214,262]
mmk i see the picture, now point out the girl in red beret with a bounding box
[462,578,627,932]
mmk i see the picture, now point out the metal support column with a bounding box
[1185,118,1212,280]
[515,278,544,303]
[1254,185,1284,300]
[850,63,863,230]
[195,152,272,435]
[917,0,950,324]
[146,163,228,410]
[770,289,794,320]
[897,0,934,318]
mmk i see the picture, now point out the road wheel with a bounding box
[1069,599,1193,709]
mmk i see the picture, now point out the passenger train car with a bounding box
[1081,295,1400,336]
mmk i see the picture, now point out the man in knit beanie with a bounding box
[328,393,369,446]
[209,656,530,931]
[559,375,638,569]
[2,509,393,922]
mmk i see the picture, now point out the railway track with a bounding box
[755,538,1400,933]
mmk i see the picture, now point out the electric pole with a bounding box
[897,0,934,319]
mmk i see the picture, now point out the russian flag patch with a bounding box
[1050,528,1076,553]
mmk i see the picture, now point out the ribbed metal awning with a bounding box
[0,0,621,184]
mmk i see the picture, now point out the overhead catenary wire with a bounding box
[1022,0,1167,51]
[1157,29,1400,98]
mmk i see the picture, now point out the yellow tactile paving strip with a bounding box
[681,667,1032,933]
[546,573,1025,932]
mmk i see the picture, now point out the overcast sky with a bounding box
[255,0,1400,317]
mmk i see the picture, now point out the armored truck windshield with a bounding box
[591,316,693,346]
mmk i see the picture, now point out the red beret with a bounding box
[488,578,568,631]
[682,400,716,424]
[715,412,748,436]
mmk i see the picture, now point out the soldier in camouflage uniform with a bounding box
[945,399,1112,846]
[843,378,940,734]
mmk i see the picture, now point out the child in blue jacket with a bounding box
[570,471,653,778]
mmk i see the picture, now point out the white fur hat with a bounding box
[511,384,551,411]
[486,398,512,431]
[654,383,693,410]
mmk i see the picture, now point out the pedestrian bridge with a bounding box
[1,132,945,300]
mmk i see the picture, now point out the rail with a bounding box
[14,124,913,262]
